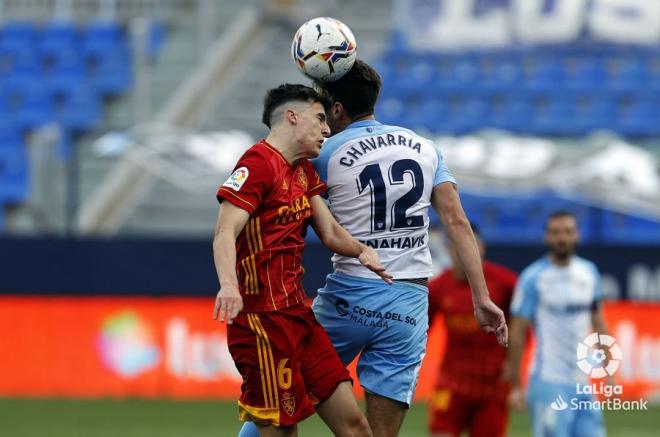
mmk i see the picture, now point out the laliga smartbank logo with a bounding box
[550,395,569,411]
[550,333,647,412]
[98,311,161,378]
[576,333,622,378]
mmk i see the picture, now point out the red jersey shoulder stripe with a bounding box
[218,187,257,213]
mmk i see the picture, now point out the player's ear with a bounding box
[332,101,344,118]
[286,108,297,125]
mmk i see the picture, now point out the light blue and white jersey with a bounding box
[313,120,455,279]
[511,256,602,385]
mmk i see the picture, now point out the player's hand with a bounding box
[508,386,526,412]
[358,245,393,284]
[213,286,243,324]
[474,298,508,347]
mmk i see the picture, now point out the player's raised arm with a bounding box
[431,182,508,346]
[309,195,392,284]
[212,202,250,324]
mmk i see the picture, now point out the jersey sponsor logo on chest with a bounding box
[276,194,312,224]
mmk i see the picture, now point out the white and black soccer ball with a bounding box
[291,17,357,82]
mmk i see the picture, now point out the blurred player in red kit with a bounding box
[427,224,517,437]
[213,83,392,437]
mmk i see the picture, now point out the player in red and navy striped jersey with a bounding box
[428,224,517,437]
[213,84,391,436]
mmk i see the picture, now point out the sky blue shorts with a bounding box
[312,272,428,406]
[527,375,605,437]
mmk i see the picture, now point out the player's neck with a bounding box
[549,253,572,266]
[350,113,375,125]
[334,113,375,132]
[265,132,298,165]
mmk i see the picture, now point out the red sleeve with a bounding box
[216,150,270,214]
[303,160,326,198]
[497,264,518,296]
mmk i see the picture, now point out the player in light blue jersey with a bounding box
[504,210,609,437]
[238,60,507,437]
[310,60,507,436]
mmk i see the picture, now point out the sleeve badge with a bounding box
[222,167,249,191]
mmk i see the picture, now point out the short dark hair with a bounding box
[546,210,577,226]
[315,59,382,119]
[261,83,331,128]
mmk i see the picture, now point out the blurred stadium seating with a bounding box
[0,17,165,217]
[1,19,134,127]
[376,39,660,137]
[0,20,131,209]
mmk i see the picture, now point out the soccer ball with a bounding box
[291,17,357,82]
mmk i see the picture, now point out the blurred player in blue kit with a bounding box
[504,211,610,437]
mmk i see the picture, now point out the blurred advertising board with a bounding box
[0,297,241,399]
[0,297,658,401]
[398,0,660,50]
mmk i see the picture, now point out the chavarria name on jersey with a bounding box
[339,134,422,167]
[313,120,455,280]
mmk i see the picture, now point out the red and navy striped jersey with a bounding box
[217,140,325,312]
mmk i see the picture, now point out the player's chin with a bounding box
[307,143,323,158]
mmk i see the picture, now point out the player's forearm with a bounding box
[320,221,363,258]
[444,216,490,304]
[310,195,362,258]
[213,230,239,289]
[433,183,490,305]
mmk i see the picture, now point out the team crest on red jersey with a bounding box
[295,167,308,190]
[281,392,295,416]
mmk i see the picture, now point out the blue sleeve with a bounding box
[312,138,336,183]
[433,146,456,186]
[510,268,538,321]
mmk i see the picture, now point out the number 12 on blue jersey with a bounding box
[356,159,424,234]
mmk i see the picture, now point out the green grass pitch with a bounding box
[0,398,658,436]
